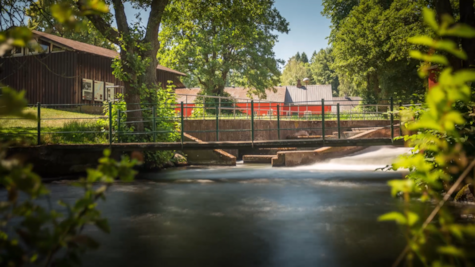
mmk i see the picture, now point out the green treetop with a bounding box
[158,0,289,98]
[300,52,309,63]
[281,58,311,86]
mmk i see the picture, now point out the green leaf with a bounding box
[437,245,465,257]
[409,51,448,65]
[378,212,407,224]
[406,212,419,226]
[423,8,439,32]
[441,24,475,38]
[453,70,475,84]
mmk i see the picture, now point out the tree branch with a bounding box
[77,1,120,45]
[144,0,169,52]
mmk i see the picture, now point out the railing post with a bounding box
[390,97,394,141]
[277,104,280,140]
[251,100,254,142]
[109,102,112,145]
[181,102,184,146]
[322,99,325,143]
[337,103,341,139]
[37,102,41,145]
[152,105,156,142]
[216,105,219,141]
[117,109,121,143]
[398,101,403,136]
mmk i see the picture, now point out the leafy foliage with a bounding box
[381,8,475,266]
[158,0,289,99]
[281,58,311,86]
[26,0,115,49]
[309,48,339,95]
[325,0,429,100]
[0,87,138,266]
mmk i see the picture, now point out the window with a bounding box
[26,39,50,54]
[51,45,64,52]
[10,47,23,56]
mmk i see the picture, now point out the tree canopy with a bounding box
[309,48,339,95]
[281,58,310,86]
[27,0,114,49]
[158,0,289,98]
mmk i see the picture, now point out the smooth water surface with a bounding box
[49,146,411,267]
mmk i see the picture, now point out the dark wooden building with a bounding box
[0,30,186,104]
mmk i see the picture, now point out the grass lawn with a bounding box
[0,107,105,128]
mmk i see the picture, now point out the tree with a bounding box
[331,0,428,99]
[295,52,301,62]
[27,0,114,49]
[74,0,170,131]
[158,0,289,98]
[300,52,309,63]
[310,48,339,95]
[281,58,310,86]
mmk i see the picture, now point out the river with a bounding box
[47,146,412,266]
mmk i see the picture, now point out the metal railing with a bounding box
[0,97,415,145]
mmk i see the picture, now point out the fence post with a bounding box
[390,97,394,141]
[181,102,184,146]
[37,102,41,145]
[337,103,341,139]
[398,101,403,136]
[109,102,112,145]
[277,104,280,140]
[152,105,156,142]
[117,109,121,143]
[251,100,254,142]
[216,105,219,141]
[218,97,221,118]
[322,99,325,143]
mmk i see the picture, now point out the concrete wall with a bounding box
[183,119,398,142]
[183,133,236,166]
[272,127,399,167]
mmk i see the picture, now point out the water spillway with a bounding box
[34,146,415,266]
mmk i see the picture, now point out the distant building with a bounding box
[0,30,186,105]
[174,85,360,117]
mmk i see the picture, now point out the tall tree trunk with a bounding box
[436,0,462,70]
[81,0,169,133]
[460,0,475,68]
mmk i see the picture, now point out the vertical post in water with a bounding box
[117,109,121,143]
[181,102,184,146]
[251,100,254,142]
[216,105,219,141]
[277,104,281,140]
[322,99,325,143]
[152,105,156,143]
[108,102,112,145]
[337,103,341,139]
[390,97,394,141]
[37,102,41,145]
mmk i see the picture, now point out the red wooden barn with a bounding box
[174,84,334,117]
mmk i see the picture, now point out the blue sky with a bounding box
[272,0,331,63]
[123,0,331,63]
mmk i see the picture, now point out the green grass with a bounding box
[0,107,104,128]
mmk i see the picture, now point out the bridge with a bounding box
[34,137,404,151]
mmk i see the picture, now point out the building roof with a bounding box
[285,85,333,105]
[174,85,336,104]
[32,30,186,76]
[224,87,287,102]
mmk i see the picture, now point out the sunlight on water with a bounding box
[298,146,413,171]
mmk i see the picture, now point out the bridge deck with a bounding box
[37,138,404,151]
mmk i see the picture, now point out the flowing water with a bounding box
[47,146,414,266]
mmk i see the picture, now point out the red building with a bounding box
[174,85,335,117]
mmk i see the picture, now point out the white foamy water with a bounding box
[298,146,413,171]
